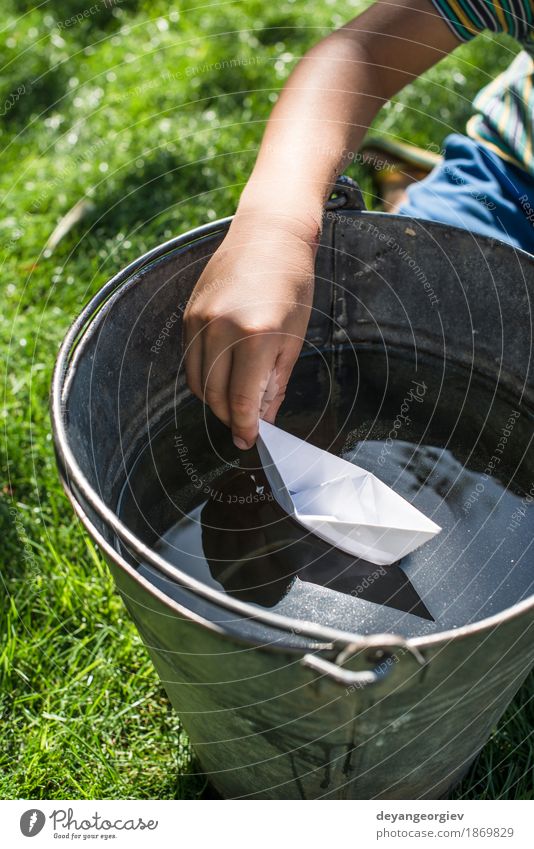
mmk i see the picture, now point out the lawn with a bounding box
[1,0,532,799]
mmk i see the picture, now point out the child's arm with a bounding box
[184,0,458,449]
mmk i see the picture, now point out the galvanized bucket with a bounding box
[51,178,534,799]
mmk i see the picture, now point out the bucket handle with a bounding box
[325,174,366,212]
[302,642,426,688]
[302,653,390,688]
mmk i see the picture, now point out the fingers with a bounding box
[183,310,203,400]
[185,310,280,447]
[201,327,232,426]
[185,307,303,445]
[228,333,279,449]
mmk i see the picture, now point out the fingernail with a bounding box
[233,437,249,451]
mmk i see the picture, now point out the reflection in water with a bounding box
[119,348,534,638]
[200,467,434,620]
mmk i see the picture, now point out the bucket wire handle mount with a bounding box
[301,653,390,688]
[302,640,426,688]
[325,174,366,212]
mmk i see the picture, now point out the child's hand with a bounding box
[183,211,319,449]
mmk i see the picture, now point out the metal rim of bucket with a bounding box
[51,196,534,662]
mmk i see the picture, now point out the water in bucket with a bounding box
[118,346,533,639]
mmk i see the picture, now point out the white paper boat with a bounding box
[256,420,441,566]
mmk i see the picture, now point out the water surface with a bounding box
[118,348,534,638]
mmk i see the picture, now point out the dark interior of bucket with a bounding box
[61,210,534,643]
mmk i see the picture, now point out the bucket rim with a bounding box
[50,214,534,653]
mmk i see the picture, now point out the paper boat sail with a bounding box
[256,421,441,566]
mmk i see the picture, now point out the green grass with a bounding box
[0,0,531,799]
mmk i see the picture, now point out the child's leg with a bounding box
[395,133,534,254]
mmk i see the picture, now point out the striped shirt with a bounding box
[430,1,534,176]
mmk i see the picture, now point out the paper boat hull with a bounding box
[294,517,438,566]
[257,420,441,566]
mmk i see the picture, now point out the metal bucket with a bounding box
[51,179,534,799]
